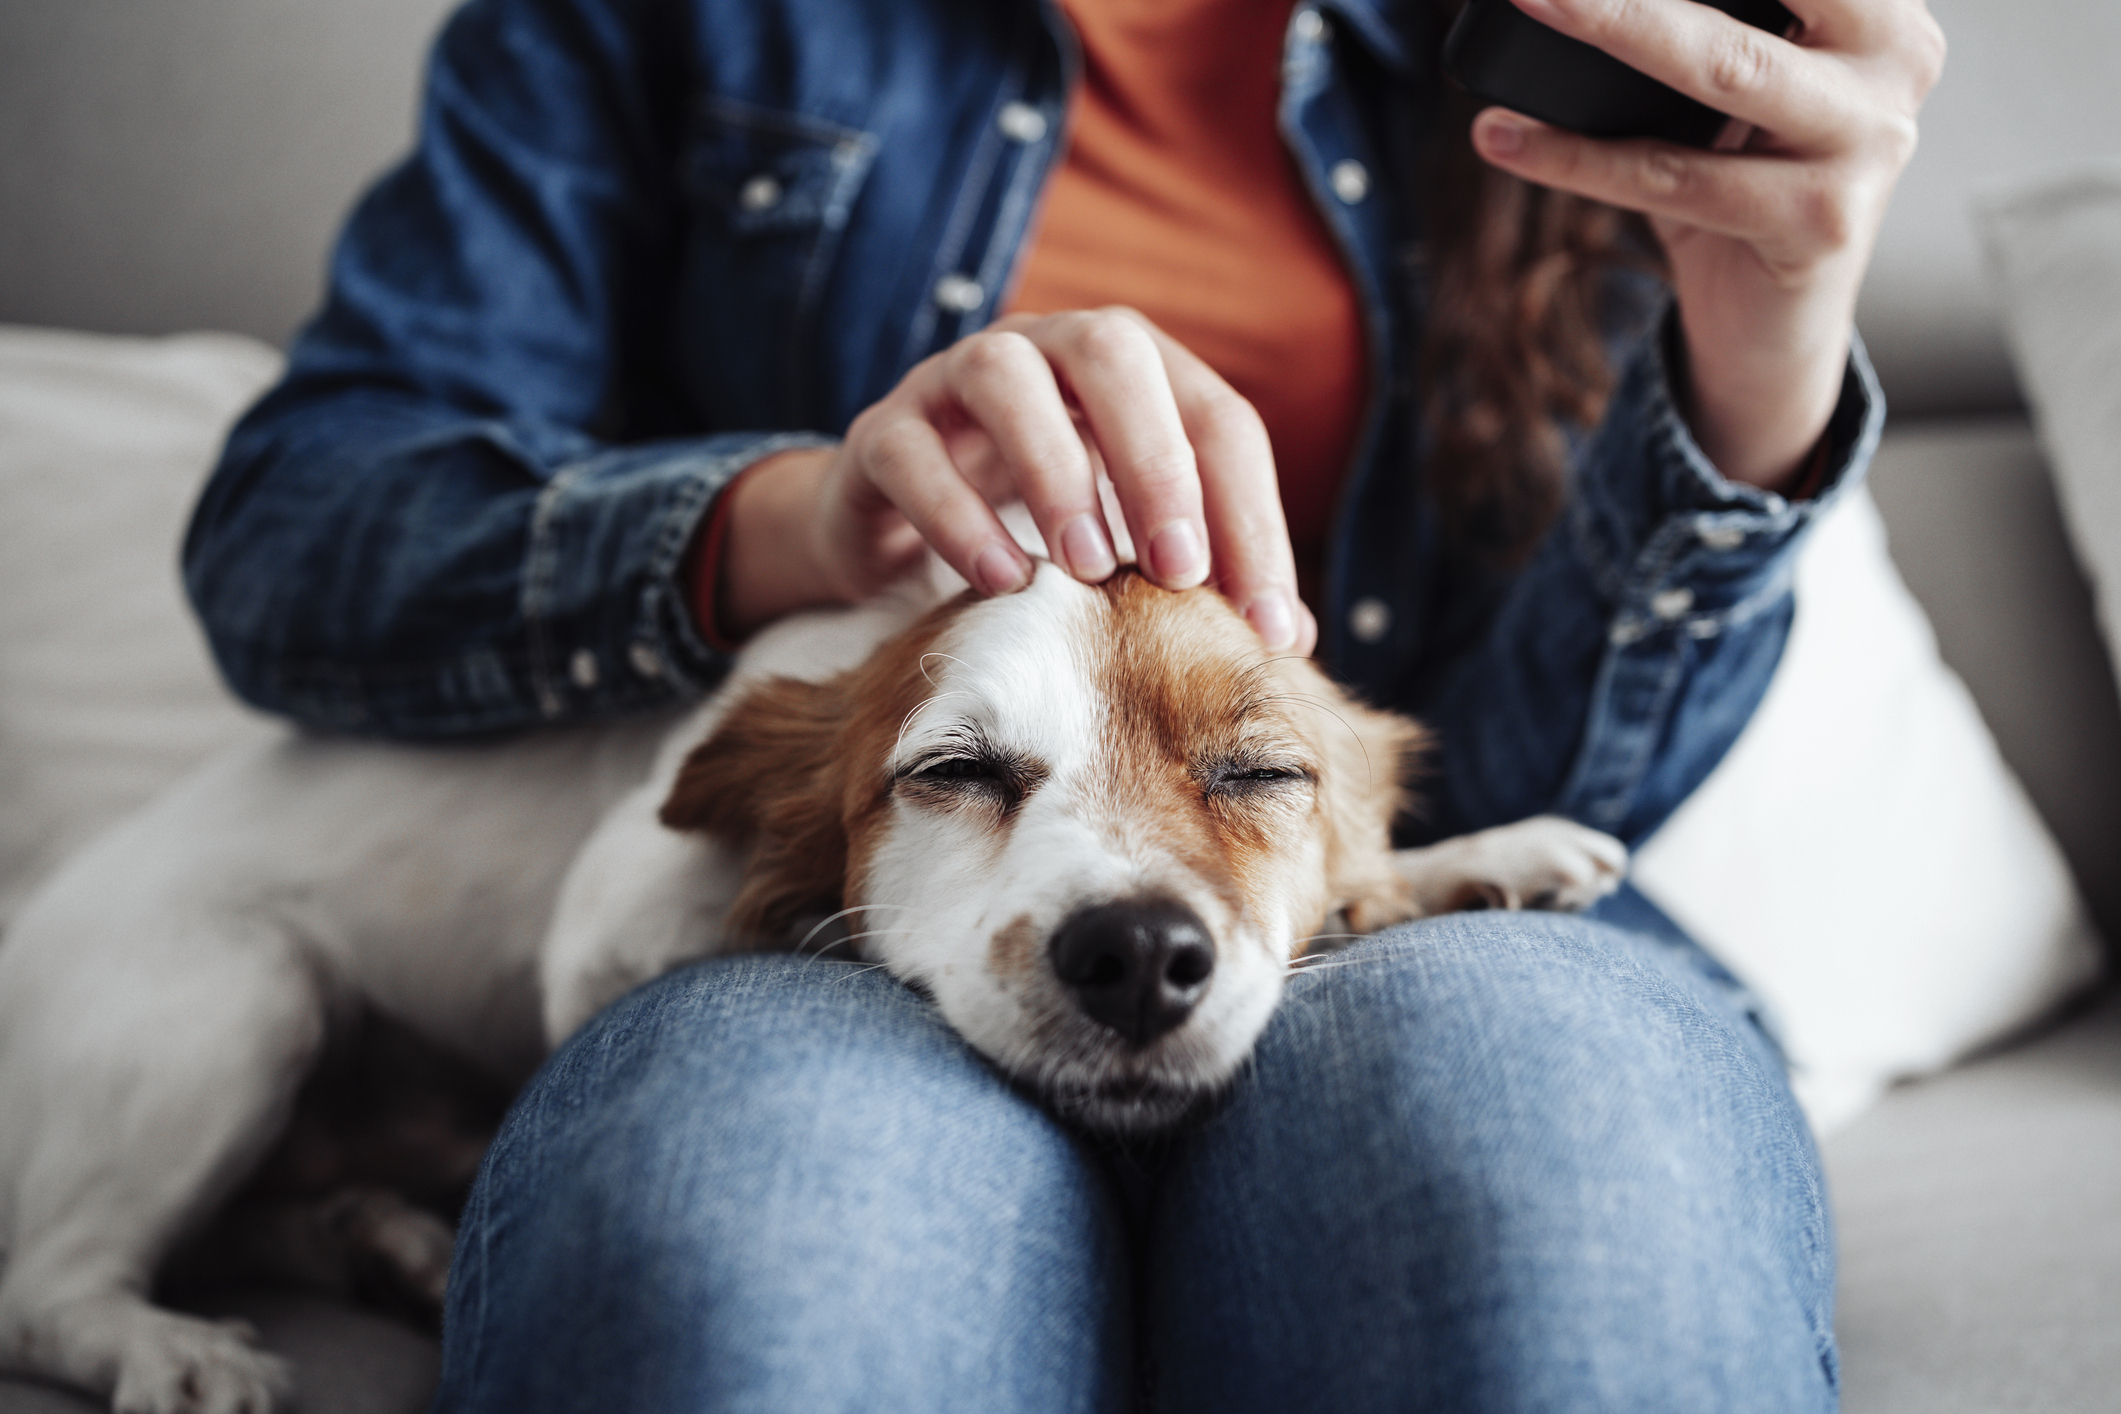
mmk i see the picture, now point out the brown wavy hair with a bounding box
[1418,4,1663,563]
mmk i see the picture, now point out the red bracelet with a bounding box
[1786,435,1834,503]
[683,464,757,654]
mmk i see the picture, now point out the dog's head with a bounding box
[660,564,1423,1130]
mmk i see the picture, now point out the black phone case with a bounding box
[1442,0,1796,148]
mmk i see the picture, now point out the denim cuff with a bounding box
[522,430,835,719]
[1543,311,1884,839]
[1567,307,1885,646]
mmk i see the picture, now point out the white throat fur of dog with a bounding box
[0,557,1625,1414]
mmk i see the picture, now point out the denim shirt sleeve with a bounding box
[1415,309,1886,849]
[182,0,809,737]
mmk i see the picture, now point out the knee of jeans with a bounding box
[1149,912,1836,1411]
[441,956,1132,1410]
[467,954,1113,1284]
[1223,909,1813,1194]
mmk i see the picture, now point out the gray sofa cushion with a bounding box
[1829,987,2121,1414]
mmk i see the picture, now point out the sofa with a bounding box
[3,1,2117,1410]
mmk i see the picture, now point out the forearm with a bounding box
[186,383,821,735]
[1667,251,1860,492]
[173,0,768,736]
[1412,314,1884,848]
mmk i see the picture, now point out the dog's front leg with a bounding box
[537,777,749,1046]
[1394,815,1628,916]
[0,887,313,1413]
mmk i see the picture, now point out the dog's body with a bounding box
[0,563,1623,1413]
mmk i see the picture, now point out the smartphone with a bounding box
[1442,0,1797,148]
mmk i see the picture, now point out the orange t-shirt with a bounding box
[1004,0,1368,584]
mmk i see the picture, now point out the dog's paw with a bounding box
[1394,815,1627,916]
[111,1310,293,1414]
[331,1187,455,1313]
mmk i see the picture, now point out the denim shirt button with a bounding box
[1293,8,1329,44]
[933,274,985,313]
[1330,159,1370,205]
[1697,523,1746,551]
[1609,617,1646,647]
[737,174,783,213]
[996,101,1048,144]
[1651,587,1695,621]
[569,648,600,689]
[1348,597,1391,644]
[628,642,664,679]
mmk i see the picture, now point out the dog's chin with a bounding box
[1041,1070,1221,1134]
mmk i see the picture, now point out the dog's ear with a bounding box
[661,674,851,943]
[1300,666,1426,934]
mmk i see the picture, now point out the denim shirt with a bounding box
[184,0,1883,849]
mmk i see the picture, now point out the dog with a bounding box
[0,560,1624,1413]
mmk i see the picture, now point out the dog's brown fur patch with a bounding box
[1081,573,1424,948]
[987,912,1044,997]
[661,601,971,942]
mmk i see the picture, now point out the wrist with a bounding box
[1671,289,1852,495]
[692,444,841,643]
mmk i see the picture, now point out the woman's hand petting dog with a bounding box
[1470,0,1945,490]
[714,307,1316,657]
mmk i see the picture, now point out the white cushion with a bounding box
[1978,161,2121,710]
[1634,485,2103,1135]
[0,325,283,926]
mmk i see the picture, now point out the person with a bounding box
[182,0,1943,1407]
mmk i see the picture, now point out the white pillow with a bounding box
[1633,485,2103,1135]
[0,325,284,927]
[1978,161,2121,708]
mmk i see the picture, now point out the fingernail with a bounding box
[1244,591,1297,652]
[1059,513,1116,581]
[974,542,1030,596]
[1147,521,1207,588]
[1477,112,1528,157]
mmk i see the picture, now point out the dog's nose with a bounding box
[1048,898,1216,1045]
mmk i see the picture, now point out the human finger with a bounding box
[1131,320,1313,654]
[842,389,1033,597]
[1011,308,1210,590]
[1471,109,1884,268]
[935,327,1117,582]
[1780,0,1948,73]
[1502,0,1854,148]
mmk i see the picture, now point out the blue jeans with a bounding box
[432,896,1835,1412]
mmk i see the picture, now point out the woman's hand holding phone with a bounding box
[1467,0,1946,492]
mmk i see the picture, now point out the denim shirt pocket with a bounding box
[676,95,879,430]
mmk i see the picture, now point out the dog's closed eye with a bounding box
[895,747,1048,815]
[1201,760,1312,795]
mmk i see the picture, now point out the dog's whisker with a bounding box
[895,691,968,758]
[1286,933,1369,959]
[834,926,920,950]
[1283,954,1391,975]
[792,902,914,957]
[917,651,970,686]
[1253,691,1374,788]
